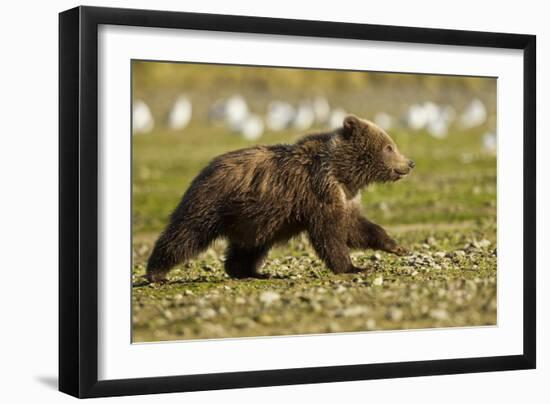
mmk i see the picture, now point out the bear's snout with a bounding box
[391,156,414,181]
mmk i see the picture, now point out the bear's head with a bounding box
[333,115,414,191]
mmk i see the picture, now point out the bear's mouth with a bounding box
[393,167,410,177]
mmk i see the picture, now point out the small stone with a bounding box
[311,302,323,313]
[434,252,446,258]
[335,285,347,294]
[154,318,168,327]
[198,308,216,319]
[338,305,368,318]
[201,324,226,337]
[257,313,274,325]
[234,317,254,329]
[477,239,491,248]
[327,322,341,332]
[371,252,382,261]
[377,201,389,212]
[386,307,403,322]
[299,294,312,303]
[455,250,466,257]
[365,319,377,330]
[373,276,384,286]
[202,264,215,272]
[430,309,449,321]
[259,291,281,306]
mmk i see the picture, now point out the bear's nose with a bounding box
[408,160,415,169]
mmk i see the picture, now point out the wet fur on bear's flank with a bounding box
[146,115,415,282]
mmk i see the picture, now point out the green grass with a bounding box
[132,123,496,342]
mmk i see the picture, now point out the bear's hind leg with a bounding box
[146,226,214,283]
[224,243,270,279]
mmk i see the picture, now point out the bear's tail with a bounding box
[146,221,217,283]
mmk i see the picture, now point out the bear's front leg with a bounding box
[348,214,409,256]
[307,213,363,274]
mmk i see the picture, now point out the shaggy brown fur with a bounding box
[146,115,414,282]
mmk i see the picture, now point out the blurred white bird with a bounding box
[404,102,456,137]
[427,118,448,139]
[224,95,249,127]
[460,99,487,129]
[440,105,456,124]
[132,100,154,134]
[423,102,440,124]
[233,114,264,141]
[208,95,249,128]
[404,103,429,130]
[374,112,394,131]
[266,101,295,131]
[292,101,315,131]
[482,132,497,153]
[167,95,192,130]
[328,108,347,130]
[312,96,331,125]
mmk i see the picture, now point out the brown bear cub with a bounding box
[146,115,414,282]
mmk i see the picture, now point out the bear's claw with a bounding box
[391,246,410,256]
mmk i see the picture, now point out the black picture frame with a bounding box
[59,5,536,398]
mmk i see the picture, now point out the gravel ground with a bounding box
[132,222,496,342]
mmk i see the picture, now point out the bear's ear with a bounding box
[343,115,361,137]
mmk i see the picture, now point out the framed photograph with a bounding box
[59,6,536,398]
